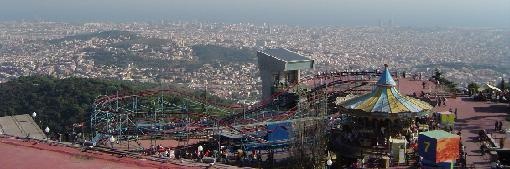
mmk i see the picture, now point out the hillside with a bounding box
[82,47,172,68]
[49,30,139,43]
[192,44,257,65]
[0,76,236,139]
[0,76,156,135]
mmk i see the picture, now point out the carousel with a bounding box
[332,64,433,168]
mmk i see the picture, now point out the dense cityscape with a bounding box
[2,0,510,168]
[0,21,508,102]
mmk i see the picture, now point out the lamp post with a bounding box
[110,135,116,149]
[30,112,37,139]
[198,145,204,161]
[326,159,333,169]
[242,100,246,119]
[44,126,50,140]
[498,77,503,88]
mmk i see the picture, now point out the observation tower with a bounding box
[257,48,314,99]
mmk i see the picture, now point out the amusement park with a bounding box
[1,48,510,169]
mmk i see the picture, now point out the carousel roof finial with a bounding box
[377,64,397,87]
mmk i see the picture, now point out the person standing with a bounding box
[481,143,487,156]
[461,152,467,168]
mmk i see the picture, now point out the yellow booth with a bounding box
[437,111,455,129]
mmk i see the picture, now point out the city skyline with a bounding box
[1,0,509,27]
[1,1,510,168]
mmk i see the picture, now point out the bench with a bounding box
[482,131,501,160]
[202,157,216,164]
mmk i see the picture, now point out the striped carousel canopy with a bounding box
[342,64,432,114]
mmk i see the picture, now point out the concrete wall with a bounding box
[257,51,313,100]
[258,52,286,99]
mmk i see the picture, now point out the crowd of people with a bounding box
[143,144,176,159]
[334,110,459,167]
[473,90,509,103]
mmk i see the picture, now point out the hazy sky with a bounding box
[1,0,509,27]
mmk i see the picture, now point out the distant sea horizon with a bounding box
[0,0,508,28]
[2,19,510,30]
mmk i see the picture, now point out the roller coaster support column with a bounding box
[204,81,208,116]
[116,91,122,145]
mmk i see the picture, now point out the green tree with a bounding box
[0,76,155,137]
[432,68,442,81]
[432,69,457,92]
[467,82,480,95]
[0,76,234,140]
[498,78,506,90]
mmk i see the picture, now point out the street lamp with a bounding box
[44,126,50,140]
[110,136,116,149]
[31,112,37,139]
[326,159,333,169]
[197,145,204,161]
[58,133,62,142]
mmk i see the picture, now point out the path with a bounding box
[398,78,510,168]
[436,97,508,168]
[0,136,206,169]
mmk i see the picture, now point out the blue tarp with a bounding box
[267,122,292,142]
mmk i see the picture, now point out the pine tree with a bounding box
[498,78,505,90]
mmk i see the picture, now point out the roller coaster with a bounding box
[90,70,386,150]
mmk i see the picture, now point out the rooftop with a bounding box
[376,64,397,86]
[420,130,460,139]
[260,48,311,62]
[0,114,46,140]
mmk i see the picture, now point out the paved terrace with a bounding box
[398,78,509,168]
[0,136,249,169]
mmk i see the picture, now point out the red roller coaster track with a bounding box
[91,71,384,143]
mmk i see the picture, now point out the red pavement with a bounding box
[0,136,203,169]
[398,78,510,168]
